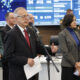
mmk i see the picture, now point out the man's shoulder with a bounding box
[7,25,20,36]
[1,25,10,32]
[28,27,34,31]
[7,28,15,34]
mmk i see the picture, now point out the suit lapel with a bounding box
[75,31,80,41]
[6,25,11,31]
[14,25,31,49]
[64,29,77,47]
[27,28,36,55]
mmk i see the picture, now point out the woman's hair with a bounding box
[62,14,74,27]
[66,9,73,14]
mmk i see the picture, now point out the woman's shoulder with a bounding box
[59,28,67,35]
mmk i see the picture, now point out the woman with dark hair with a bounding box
[59,14,80,80]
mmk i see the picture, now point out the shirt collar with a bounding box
[67,27,74,32]
[17,24,24,32]
[7,24,15,29]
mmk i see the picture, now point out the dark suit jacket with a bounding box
[0,34,3,67]
[1,24,11,44]
[59,28,80,67]
[0,25,11,80]
[4,25,46,80]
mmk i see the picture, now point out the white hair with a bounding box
[14,7,26,17]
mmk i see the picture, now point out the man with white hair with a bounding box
[4,7,46,80]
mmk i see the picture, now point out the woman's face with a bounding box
[70,16,77,28]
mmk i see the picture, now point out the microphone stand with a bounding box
[31,25,59,80]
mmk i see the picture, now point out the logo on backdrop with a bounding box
[1,0,13,12]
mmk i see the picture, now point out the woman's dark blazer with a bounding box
[59,28,80,67]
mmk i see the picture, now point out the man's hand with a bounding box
[51,43,58,53]
[28,58,34,67]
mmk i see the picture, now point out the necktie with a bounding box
[24,29,31,48]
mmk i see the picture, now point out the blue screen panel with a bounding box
[27,0,80,26]
[0,0,26,26]
[0,0,80,26]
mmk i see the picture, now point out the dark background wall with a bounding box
[37,25,61,45]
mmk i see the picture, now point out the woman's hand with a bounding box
[75,62,80,76]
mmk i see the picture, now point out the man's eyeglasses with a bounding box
[17,15,29,19]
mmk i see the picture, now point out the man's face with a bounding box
[7,13,16,26]
[29,15,34,24]
[16,9,29,28]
